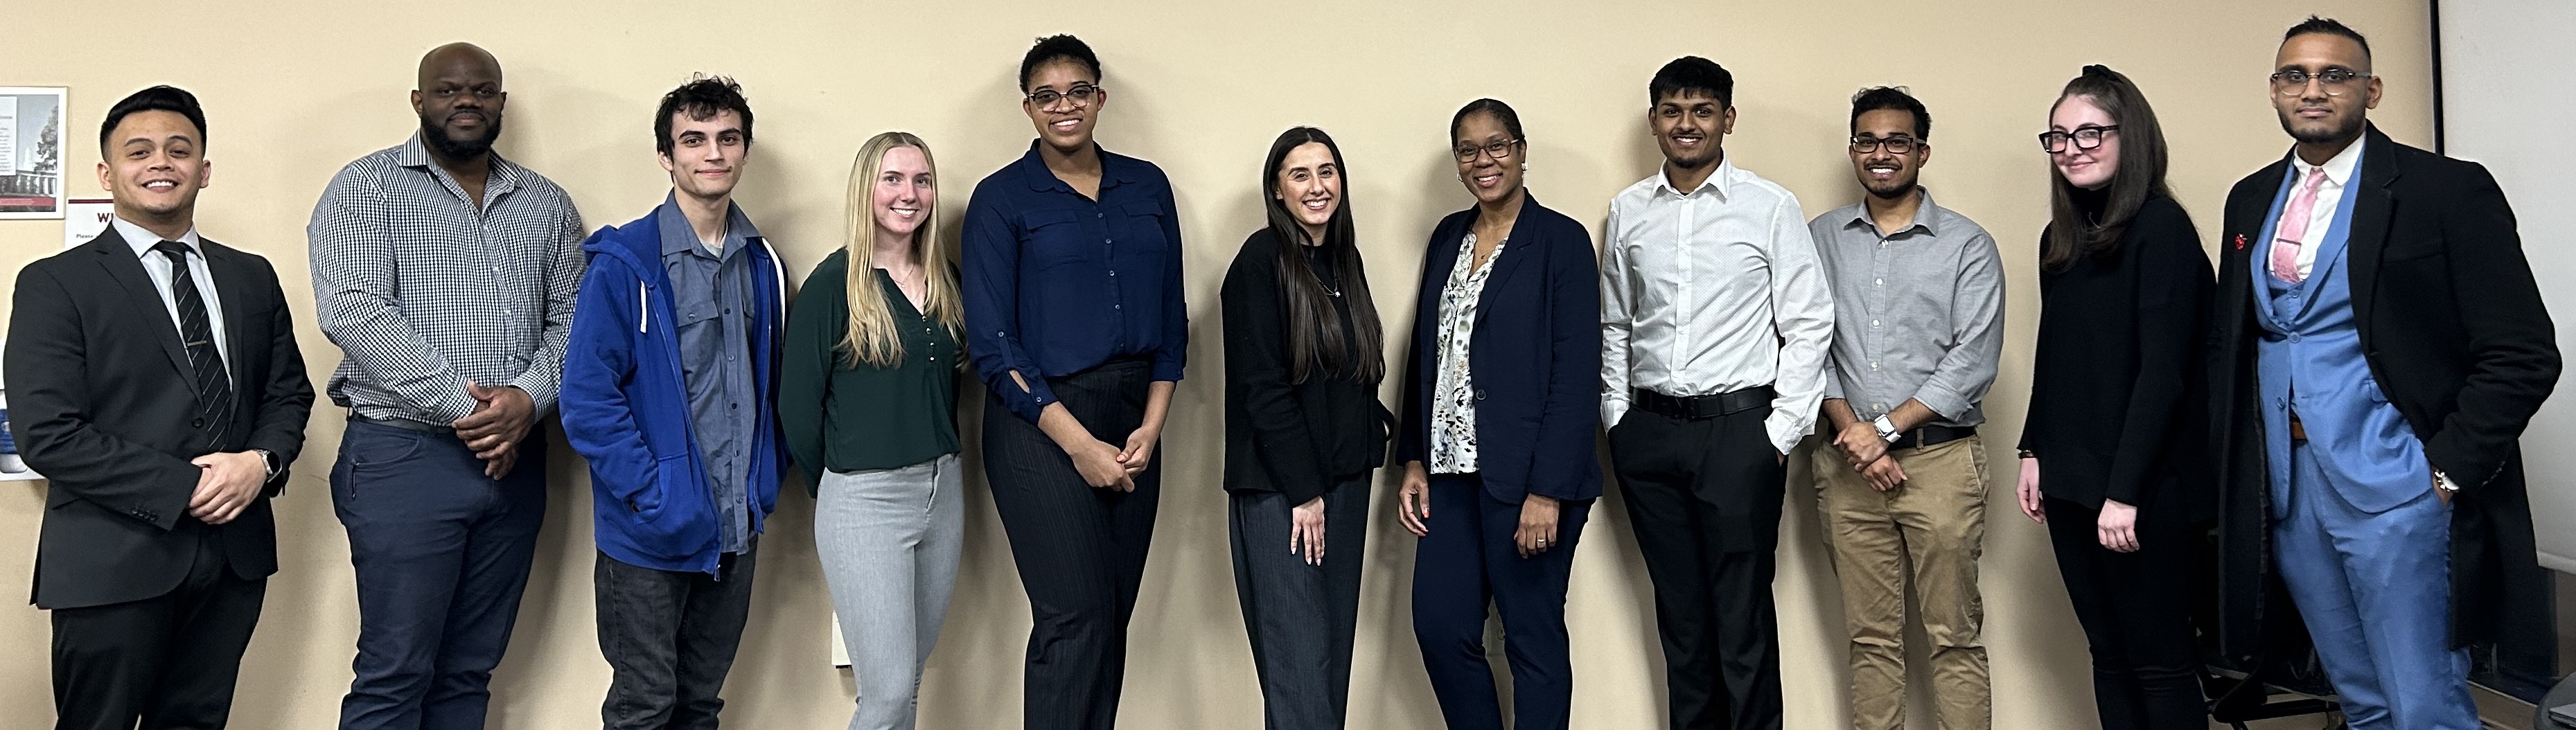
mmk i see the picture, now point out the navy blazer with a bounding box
[1395,193,1602,504]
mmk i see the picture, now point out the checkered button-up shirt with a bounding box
[308,132,585,426]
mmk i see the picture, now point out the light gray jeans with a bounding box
[815,453,964,730]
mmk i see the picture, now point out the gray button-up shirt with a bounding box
[1806,189,2005,427]
[309,133,585,426]
[658,197,759,553]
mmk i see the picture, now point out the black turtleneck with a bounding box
[2021,193,2218,519]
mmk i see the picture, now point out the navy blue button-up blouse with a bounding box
[963,142,1189,423]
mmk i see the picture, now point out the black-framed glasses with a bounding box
[1454,138,1521,163]
[2038,125,2119,153]
[2270,68,2372,97]
[1850,135,1923,154]
[1025,84,1102,108]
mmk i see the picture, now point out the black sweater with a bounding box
[2021,194,2216,519]
[1220,229,1391,504]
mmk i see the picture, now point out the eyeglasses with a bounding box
[2270,68,2372,97]
[1850,136,1923,154]
[2038,125,2119,153]
[1453,139,1521,163]
[1025,84,1102,108]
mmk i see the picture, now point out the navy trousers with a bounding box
[1411,472,1592,730]
[331,420,547,730]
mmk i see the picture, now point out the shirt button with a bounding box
[1871,362,1880,370]
[1113,304,1121,310]
[1871,319,1880,327]
[1109,270,1117,277]
[1874,278,1884,286]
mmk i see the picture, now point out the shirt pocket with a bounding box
[673,292,721,379]
[1020,208,1091,270]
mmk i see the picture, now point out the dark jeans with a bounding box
[1228,479,1370,730]
[1412,472,1593,730]
[332,420,547,730]
[1607,407,1787,730]
[51,528,265,730]
[982,360,1161,730]
[595,543,759,730]
[2043,497,2206,730]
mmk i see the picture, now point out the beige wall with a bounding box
[0,1,2432,727]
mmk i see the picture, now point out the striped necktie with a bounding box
[154,240,236,450]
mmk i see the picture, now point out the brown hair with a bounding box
[2043,64,2176,272]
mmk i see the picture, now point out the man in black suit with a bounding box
[3,86,314,730]
[2209,18,2558,730]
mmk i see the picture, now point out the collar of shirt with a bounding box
[395,130,526,205]
[112,216,202,258]
[1014,140,1144,194]
[1652,154,1737,201]
[655,192,761,261]
[1839,187,1946,238]
[2293,133,2365,188]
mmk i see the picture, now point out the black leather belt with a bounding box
[350,413,445,435]
[1632,387,1773,421]
[1891,424,1977,451]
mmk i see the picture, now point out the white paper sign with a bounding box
[64,198,114,249]
[0,96,17,177]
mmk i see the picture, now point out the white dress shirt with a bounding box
[1600,157,1837,455]
[114,216,231,378]
[2281,135,2365,278]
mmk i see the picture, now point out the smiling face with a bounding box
[1650,90,1732,170]
[97,109,211,225]
[1021,60,1104,154]
[2049,95,2120,190]
[412,46,506,161]
[660,109,748,202]
[1273,141,1341,241]
[2273,32,2379,145]
[1452,112,1524,205]
[1850,108,1927,199]
[872,145,935,241]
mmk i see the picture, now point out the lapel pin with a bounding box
[2234,233,2248,251]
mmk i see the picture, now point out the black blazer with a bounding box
[2020,194,2216,519]
[2209,125,2559,657]
[1220,229,1392,504]
[1395,193,1602,504]
[4,226,314,609]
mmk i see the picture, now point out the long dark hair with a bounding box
[1260,127,1384,385]
[2044,64,2176,272]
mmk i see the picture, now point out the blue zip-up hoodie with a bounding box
[561,201,788,574]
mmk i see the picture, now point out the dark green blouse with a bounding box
[779,250,963,494]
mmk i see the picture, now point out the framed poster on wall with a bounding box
[0,87,69,220]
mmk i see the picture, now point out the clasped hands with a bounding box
[454,380,535,480]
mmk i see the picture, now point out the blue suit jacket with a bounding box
[2250,152,2431,515]
[1395,193,1603,504]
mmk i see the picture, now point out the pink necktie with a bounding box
[2270,167,2328,283]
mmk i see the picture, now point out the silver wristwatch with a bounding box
[1873,416,1900,444]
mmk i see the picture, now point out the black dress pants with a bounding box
[2043,497,2207,730]
[1606,406,1785,730]
[982,359,1161,730]
[1228,478,1370,730]
[51,526,267,730]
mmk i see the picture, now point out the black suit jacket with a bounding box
[2209,125,2560,657]
[5,226,315,609]
[1394,193,1603,504]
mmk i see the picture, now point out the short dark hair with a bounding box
[1018,34,1102,92]
[100,85,206,152]
[1648,56,1733,108]
[1449,98,1524,143]
[2286,15,2372,64]
[654,75,754,157]
[1850,86,1931,140]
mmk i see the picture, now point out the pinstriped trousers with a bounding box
[981,360,1161,730]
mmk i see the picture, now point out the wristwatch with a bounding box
[252,449,281,481]
[1873,416,1900,444]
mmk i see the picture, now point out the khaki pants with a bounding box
[1810,434,1991,730]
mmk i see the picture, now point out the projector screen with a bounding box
[2440,0,2576,573]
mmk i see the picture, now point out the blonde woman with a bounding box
[779,132,964,730]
